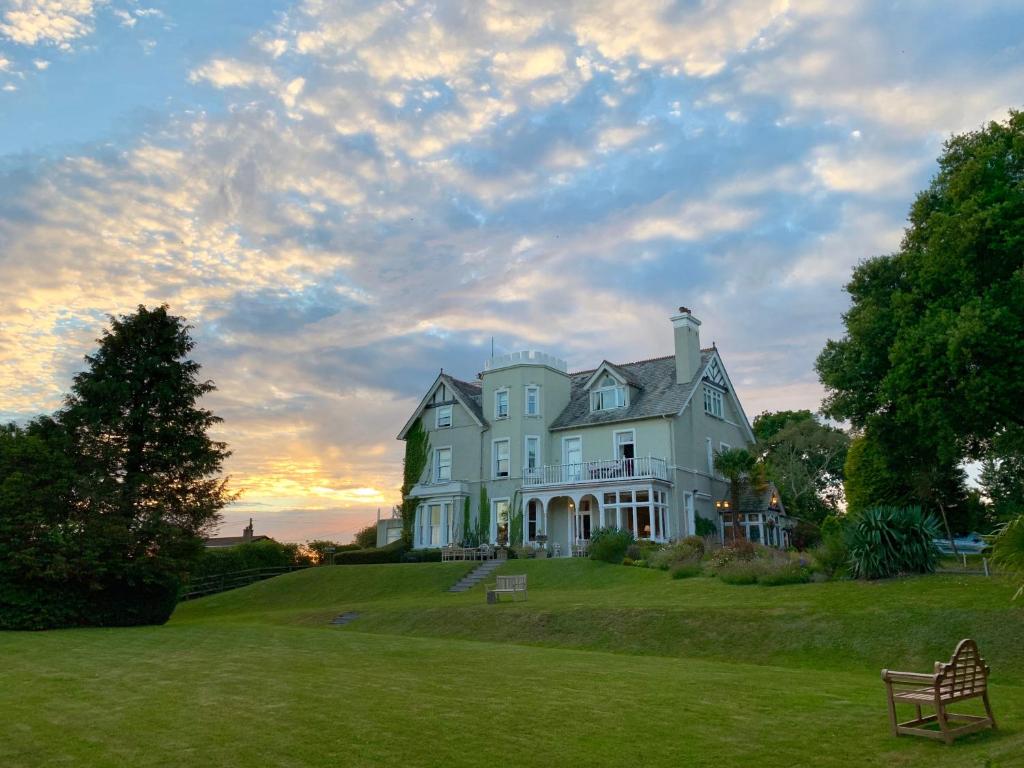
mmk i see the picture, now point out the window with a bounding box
[704,385,724,419]
[418,503,444,547]
[591,384,626,412]
[527,500,539,541]
[614,430,635,460]
[525,385,540,416]
[524,436,540,477]
[493,498,510,545]
[495,389,509,419]
[493,439,510,478]
[435,405,452,428]
[434,447,452,482]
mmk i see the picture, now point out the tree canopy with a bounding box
[816,110,1024,512]
[753,410,849,524]
[0,305,232,629]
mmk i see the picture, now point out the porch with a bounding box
[522,482,672,557]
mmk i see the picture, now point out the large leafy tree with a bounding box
[0,419,80,628]
[817,110,1024,508]
[753,410,849,524]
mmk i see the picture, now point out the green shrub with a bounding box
[846,506,940,580]
[621,556,635,567]
[992,516,1024,600]
[589,527,634,564]
[402,548,442,563]
[680,536,706,556]
[335,539,407,565]
[669,560,702,579]
[716,561,760,585]
[812,536,850,579]
[189,539,304,581]
[695,514,717,537]
[756,560,812,586]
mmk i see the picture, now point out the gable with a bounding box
[396,374,485,440]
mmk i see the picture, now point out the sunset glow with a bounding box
[2,1,1021,543]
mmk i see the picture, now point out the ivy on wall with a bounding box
[400,418,430,544]
[462,496,473,546]
[510,500,523,547]
[477,486,490,545]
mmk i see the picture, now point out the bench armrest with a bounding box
[881,669,938,685]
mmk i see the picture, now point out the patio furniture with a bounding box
[882,638,997,745]
[571,541,589,558]
[486,574,527,603]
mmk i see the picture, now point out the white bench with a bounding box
[486,574,527,603]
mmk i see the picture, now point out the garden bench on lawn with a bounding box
[486,574,527,603]
[882,638,997,745]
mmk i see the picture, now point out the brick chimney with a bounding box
[671,306,702,384]
[243,518,254,542]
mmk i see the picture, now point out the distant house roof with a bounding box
[549,351,715,431]
[204,518,270,548]
[203,534,271,548]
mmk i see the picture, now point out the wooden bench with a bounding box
[882,638,997,745]
[486,574,527,603]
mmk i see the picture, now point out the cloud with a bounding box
[0,0,99,48]
[1,0,1022,541]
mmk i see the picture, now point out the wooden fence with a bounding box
[180,565,310,600]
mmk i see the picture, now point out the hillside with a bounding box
[3,561,1022,767]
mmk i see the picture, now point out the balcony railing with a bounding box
[524,456,669,487]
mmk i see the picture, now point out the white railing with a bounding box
[524,456,669,487]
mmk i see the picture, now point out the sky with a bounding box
[0,1,1021,544]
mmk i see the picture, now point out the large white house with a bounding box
[387,308,790,554]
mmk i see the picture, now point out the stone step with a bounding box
[447,560,505,593]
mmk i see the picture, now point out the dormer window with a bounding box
[591,374,627,412]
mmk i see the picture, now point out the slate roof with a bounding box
[549,351,715,430]
[443,374,484,424]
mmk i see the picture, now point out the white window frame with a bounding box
[494,388,510,420]
[493,438,511,479]
[492,497,511,545]
[524,385,541,417]
[434,446,452,482]
[524,435,541,479]
[591,384,626,412]
[562,435,583,481]
[704,385,724,419]
[613,429,636,460]
[526,499,540,542]
[435,404,453,429]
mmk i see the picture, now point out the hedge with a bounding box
[334,539,407,565]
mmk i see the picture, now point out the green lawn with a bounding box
[3,561,1023,767]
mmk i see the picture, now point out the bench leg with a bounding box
[885,683,899,737]
[983,692,997,729]
[935,703,954,746]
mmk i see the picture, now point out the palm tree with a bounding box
[713,447,766,543]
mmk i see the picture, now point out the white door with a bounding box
[563,437,582,481]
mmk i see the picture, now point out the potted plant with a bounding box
[535,534,548,559]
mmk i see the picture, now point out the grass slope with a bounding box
[2,561,1022,767]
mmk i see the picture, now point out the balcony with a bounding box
[524,456,670,488]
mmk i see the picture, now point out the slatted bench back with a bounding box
[496,575,526,590]
[935,638,989,702]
